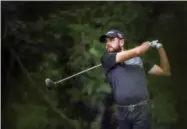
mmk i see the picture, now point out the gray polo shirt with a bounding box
[101,52,153,105]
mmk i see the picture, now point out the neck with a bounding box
[121,47,124,51]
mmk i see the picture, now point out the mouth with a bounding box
[107,46,113,49]
[107,47,112,50]
[107,47,114,52]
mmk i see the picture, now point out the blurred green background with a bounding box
[2,1,187,129]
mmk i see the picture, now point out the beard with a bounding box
[107,44,122,53]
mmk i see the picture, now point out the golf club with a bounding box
[45,64,102,90]
[45,40,159,90]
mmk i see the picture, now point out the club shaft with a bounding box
[55,64,102,84]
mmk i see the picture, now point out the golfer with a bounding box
[100,29,171,129]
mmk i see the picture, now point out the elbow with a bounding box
[162,66,171,76]
[165,67,172,76]
[166,72,171,76]
[164,71,172,76]
[168,71,172,76]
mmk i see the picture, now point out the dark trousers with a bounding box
[116,102,151,129]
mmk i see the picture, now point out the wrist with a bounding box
[147,42,152,46]
[137,44,147,55]
[156,43,163,49]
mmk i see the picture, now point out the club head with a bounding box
[45,78,55,90]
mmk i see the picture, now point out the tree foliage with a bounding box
[2,1,187,129]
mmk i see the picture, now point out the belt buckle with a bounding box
[128,105,135,112]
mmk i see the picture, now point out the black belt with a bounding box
[116,100,148,112]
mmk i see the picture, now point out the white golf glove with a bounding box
[151,40,163,49]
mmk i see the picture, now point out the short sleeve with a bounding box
[143,59,155,74]
[101,53,117,73]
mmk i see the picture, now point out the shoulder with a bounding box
[100,52,116,62]
[100,52,117,72]
[100,52,108,61]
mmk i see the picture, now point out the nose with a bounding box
[106,42,110,47]
[106,42,112,48]
[106,40,112,45]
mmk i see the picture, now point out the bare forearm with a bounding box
[138,42,152,54]
[116,47,139,63]
[116,42,151,63]
[158,47,171,74]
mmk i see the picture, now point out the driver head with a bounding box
[45,78,54,90]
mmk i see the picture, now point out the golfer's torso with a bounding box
[107,57,149,105]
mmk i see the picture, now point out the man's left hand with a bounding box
[151,40,163,49]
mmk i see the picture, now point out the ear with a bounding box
[119,39,124,47]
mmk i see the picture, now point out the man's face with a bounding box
[105,37,123,53]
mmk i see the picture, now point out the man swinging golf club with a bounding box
[100,29,171,129]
